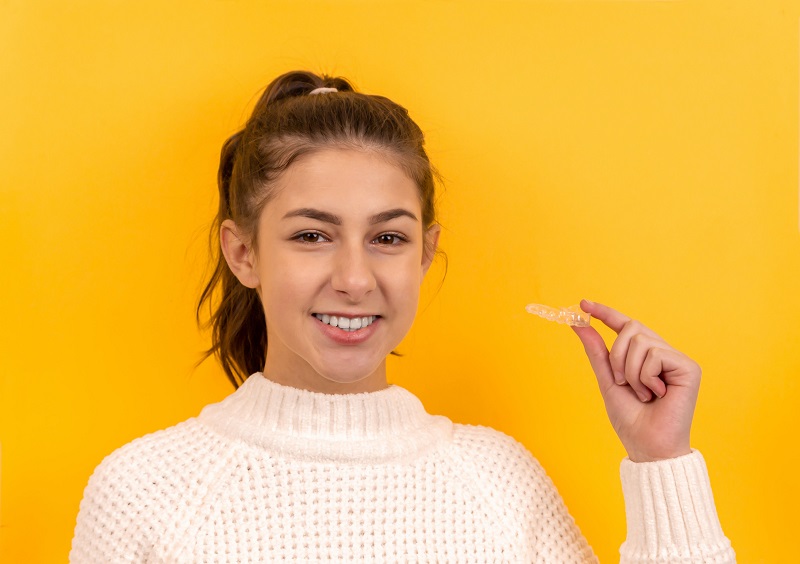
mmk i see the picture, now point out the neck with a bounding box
[262,357,389,395]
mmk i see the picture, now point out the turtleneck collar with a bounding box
[197,372,453,463]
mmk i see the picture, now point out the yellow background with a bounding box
[2,0,798,561]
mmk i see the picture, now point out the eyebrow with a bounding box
[282,207,419,225]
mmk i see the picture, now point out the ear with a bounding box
[421,223,441,277]
[220,219,260,289]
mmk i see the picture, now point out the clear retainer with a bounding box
[525,303,591,327]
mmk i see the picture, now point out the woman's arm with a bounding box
[571,300,736,562]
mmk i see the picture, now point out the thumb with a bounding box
[570,325,616,396]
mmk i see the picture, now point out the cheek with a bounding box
[385,256,424,311]
[259,258,320,321]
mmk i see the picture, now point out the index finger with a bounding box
[579,299,631,334]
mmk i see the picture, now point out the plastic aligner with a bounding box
[525,303,591,327]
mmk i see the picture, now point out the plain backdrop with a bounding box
[2,1,799,561]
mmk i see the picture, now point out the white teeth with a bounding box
[314,314,378,331]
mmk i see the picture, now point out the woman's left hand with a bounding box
[570,299,700,463]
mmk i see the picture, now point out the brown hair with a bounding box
[196,70,442,388]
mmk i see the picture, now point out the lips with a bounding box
[312,313,381,345]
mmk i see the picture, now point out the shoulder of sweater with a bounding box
[447,423,576,533]
[85,416,224,495]
[72,417,227,558]
[451,423,542,471]
[449,423,554,498]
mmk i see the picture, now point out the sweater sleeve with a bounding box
[619,449,736,563]
[455,426,735,563]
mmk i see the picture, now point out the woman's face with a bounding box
[232,148,439,393]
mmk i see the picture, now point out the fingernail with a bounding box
[583,299,594,306]
[637,391,650,402]
[614,372,625,385]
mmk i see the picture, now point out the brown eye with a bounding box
[374,233,405,245]
[296,232,327,243]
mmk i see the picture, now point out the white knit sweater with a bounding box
[70,373,735,563]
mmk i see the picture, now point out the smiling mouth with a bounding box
[313,313,380,332]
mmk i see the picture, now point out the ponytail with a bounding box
[196,130,266,388]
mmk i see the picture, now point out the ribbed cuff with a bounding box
[619,449,736,563]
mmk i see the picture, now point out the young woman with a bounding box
[70,70,736,562]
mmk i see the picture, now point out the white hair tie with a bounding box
[308,87,338,95]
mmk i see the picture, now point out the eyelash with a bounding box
[293,232,408,246]
[373,232,407,246]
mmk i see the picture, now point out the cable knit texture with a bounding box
[70,373,735,563]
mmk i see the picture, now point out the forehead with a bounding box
[267,148,421,216]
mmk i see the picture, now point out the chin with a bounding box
[318,368,378,386]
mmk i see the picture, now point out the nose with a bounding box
[330,241,377,302]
